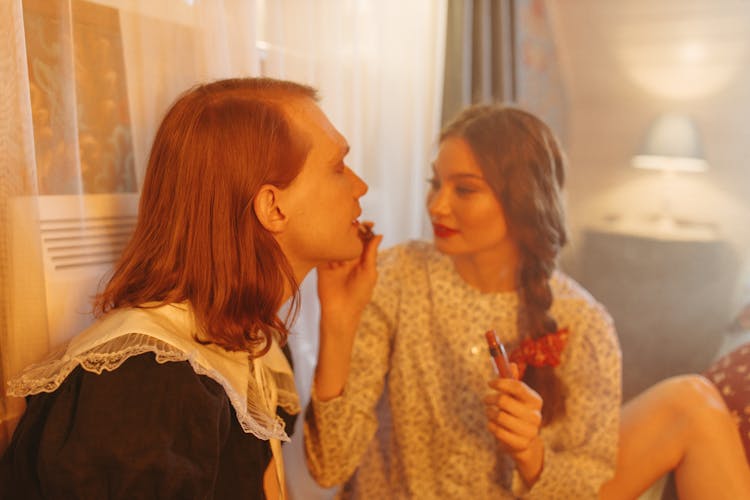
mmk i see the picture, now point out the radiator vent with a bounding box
[41,215,138,270]
[8,193,141,351]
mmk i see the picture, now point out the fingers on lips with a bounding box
[358,223,375,242]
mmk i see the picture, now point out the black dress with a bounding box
[0,351,296,499]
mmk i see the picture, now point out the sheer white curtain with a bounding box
[257,2,447,498]
[0,0,40,451]
[0,0,261,451]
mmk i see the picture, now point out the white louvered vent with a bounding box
[9,194,140,352]
[41,215,137,271]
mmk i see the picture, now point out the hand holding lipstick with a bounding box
[485,330,513,378]
[484,364,545,487]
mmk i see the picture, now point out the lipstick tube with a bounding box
[485,330,512,378]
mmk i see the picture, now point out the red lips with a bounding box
[432,223,459,238]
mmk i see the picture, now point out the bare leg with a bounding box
[600,375,750,500]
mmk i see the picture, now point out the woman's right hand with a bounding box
[314,225,382,400]
[316,225,381,326]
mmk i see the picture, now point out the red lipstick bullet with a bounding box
[485,330,512,378]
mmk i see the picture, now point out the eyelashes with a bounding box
[426,177,477,196]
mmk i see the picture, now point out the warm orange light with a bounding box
[617,33,746,100]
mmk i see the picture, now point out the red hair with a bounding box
[96,78,318,357]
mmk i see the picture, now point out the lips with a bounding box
[432,223,459,238]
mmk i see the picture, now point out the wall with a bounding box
[550,0,750,282]
[547,0,750,396]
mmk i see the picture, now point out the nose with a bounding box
[427,186,448,217]
[348,167,368,198]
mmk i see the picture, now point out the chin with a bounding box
[346,239,365,259]
[331,237,363,261]
[433,238,458,255]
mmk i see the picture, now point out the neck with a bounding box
[280,259,313,307]
[451,243,520,293]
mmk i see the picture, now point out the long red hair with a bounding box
[96,78,317,357]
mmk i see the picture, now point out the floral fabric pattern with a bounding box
[703,343,750,464]
[305,241,621,499]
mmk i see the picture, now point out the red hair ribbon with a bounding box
[509,328,569,378]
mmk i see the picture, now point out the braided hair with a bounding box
[440,104,568,422]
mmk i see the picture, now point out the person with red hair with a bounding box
[1,77,381,499]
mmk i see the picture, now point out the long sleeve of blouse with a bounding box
[304,241,621,499]
[304,248,402,488]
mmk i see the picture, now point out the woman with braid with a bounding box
[305,104,750,499]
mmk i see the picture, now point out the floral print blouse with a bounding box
[305,241,621,499]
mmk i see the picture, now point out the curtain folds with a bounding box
[442,0,567,137]
[0,0,40,452]
[442,0,516,124]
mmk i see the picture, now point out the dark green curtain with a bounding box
[441,0,516,126]
[441,0,567,142]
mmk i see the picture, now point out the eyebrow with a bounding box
[430,165,485,181]
[449,173,485,181]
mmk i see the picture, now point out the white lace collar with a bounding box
[7,303,299,442]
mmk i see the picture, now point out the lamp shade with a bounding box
[631,113,708,172]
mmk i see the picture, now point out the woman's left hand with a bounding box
[483,366,545,486]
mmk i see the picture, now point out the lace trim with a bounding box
[7,333,298,441]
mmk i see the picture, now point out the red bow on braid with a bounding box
[508,328,569,378]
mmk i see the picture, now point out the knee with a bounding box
[660,375,730,426]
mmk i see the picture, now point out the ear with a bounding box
[253,184,287,233]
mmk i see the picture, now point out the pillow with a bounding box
[702,342,750,465]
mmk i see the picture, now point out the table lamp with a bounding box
[631,112,709,230]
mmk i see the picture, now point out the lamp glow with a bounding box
[631,113,709,232]
[631,113,708,172]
